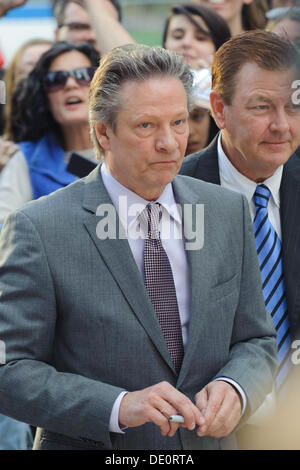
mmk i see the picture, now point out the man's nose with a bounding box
[155,127,179,152]
[269,109,290,134]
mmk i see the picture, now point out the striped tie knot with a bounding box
[253,184,271,210]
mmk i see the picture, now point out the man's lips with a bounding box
[263,141,288,145]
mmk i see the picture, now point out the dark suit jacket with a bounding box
[180,135,300,341]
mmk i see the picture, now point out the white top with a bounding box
[0,151,32,225]
[0,148,97,226]
[218,134,283,239]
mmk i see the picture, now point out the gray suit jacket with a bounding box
[0,165,277,450]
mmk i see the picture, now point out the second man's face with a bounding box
[95,76,189,201]
[212,62,300,182]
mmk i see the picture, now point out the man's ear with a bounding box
[210,90,226,130]
[94,122,111,151]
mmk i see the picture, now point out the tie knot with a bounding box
[140,203,161,239]
[253,184,271,209]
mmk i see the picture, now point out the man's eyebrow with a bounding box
[248,95,272,104]
[247,95,272,103]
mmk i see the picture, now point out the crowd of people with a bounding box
[0,0,299,452]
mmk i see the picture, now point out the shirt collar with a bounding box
[218,132,282,208]
[100,161,182,233]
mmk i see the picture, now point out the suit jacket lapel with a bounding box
[82,166,176,372]
[192,134,220,184]
[280,155,300,337]
[171,176,213,387]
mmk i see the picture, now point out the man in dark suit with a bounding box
[180,30,300,448]
[0,44,277,450]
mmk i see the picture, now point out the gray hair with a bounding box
[89,44,194,159]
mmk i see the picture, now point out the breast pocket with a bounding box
[210,274,238,301]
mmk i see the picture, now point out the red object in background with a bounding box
[0,49,4,68]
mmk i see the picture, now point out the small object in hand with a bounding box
[169,414,184,423]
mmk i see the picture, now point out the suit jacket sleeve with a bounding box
[214,195,278,418]
[0,210,124,448]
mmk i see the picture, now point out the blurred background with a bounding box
[0,0,187,64]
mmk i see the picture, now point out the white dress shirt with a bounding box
[218,134,283,239]
[101,162,246,432]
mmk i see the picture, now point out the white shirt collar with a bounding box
[218,132,282,208]
[100,161,182,236]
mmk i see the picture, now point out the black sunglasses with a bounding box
[43,67,95,93]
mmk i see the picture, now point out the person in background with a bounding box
[0,0,39,450]
[0,0,25,17]
[266,0,300,20]
[162,4,229,153]
[0,41,99,226]
[2,38,53,142]
[162,4,231,70]
[266,6,300,46]
[192,0,268,35]
[53,0,121,54]
[180,30,300,449]
[186,68,219,155]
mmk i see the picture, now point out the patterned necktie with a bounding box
[140,203,184,373]
[253,184,292,391]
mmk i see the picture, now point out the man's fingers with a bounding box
[201,385,224,428]
[195,386,209,433]
[119,381,204,436]
[154,381,204,431]
[196,381,242,437]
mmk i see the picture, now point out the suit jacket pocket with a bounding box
[210,274,238,301]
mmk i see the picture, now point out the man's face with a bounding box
[56,1,119,50]
[211,62,300,182]
[95,76,189,201]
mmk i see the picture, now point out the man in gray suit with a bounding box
[0,44,277,450]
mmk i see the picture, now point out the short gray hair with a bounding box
[89,44,194,159]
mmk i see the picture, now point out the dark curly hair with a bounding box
[11,41,100,145]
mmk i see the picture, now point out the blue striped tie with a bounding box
[253,184,292,391]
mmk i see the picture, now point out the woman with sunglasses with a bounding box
[0,41,99,226]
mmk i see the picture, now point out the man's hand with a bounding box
[119,381,206,437]
[0,0,27,17]
[195,380,242,438]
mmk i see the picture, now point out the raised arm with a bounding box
[84,0,135,55]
